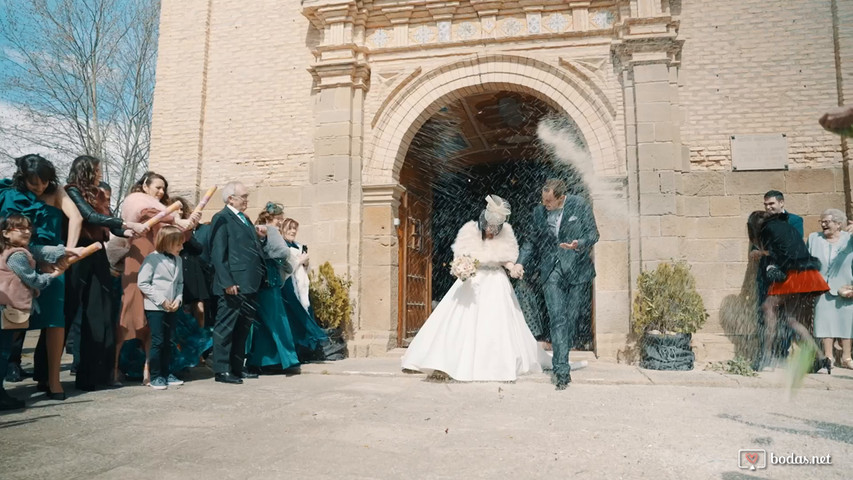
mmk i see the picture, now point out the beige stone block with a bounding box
[781,193,808,216]
[636,102,672,124]
[639,170,660,194]
[257,185,302,206]
[314,136,352,156]
[691,263,726,290]
[715,239,747,263]
[594,241,630,291]
[315,202,349,220]
[361,236,397,266]
[660,215,681,236]
[363,205,394,236]
[597,212,629,241]
[637,143,676,171]
[640,194,676,215]
[738,194,765,215]
[724,262,749,289]
[724,171,785,195]
[315,181,350,203]
[659,171,675,193]
[313,221,332,243]
[655,122,673,142]
[785,168,836,193]
[642,235,680,261]
[637,122,655,143]
[691,333,736,363]
[359,265,396,330]
[679,172,724,196]
[708,196,740,217]
[633,63,670,83]
[679,196,709,217]
[694,217,747,239]
[640,215,661,237]
[806,192,846,215]
[681,238,719,262]
[593,289,631,334]
[635,81,672,103]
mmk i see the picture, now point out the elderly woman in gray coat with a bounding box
[808,208,853,369]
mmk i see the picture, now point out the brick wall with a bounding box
[679,0,842,169]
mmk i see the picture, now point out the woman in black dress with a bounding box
[65,155,148,389]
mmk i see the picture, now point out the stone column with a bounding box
[612,7,684,354]
[304,0,370,352]
[353,184,405,356]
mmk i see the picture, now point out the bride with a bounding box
[401,195,552,382]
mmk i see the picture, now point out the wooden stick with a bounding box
[66,242,102,265]
[144,201,182,228]
[192,185,218,214]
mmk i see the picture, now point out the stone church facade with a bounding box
[149,0,853,361]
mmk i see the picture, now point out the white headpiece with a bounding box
[483,194,511,226]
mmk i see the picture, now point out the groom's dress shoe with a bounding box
[554,373,572,391]
[240,369,259,379]
[214,373,243,384]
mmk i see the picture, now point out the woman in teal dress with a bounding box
[246,207,300,372]
[0,154,82,399]
[280,218,329,362]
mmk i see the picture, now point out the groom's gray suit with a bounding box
[517,194,599,384]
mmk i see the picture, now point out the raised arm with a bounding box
[56,188,82,248]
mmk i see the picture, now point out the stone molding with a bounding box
[365,53,623,186]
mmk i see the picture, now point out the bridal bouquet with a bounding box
[450,255,479,281]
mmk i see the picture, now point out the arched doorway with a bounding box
[396,90,595,350]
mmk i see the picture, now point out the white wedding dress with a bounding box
[401,221,552,382]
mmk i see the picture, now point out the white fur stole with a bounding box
[451,221,518,266]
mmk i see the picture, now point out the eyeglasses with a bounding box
[230,194,249,200]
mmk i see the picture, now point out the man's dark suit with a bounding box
[209,206,266,376]
[517,194,599,384]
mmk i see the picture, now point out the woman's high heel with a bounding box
[841,358,853,370]
[824,357,832,375]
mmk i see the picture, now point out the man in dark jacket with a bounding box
[209,181,266,384]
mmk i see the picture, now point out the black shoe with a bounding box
[214,373,242,384]
[553,373,572,391]
[36,382,49,393]
[0,391,24,411]
[239,369,259,379]
[5,363,23,383]
[45,389,66,401]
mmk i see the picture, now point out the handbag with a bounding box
[1,306,30,330]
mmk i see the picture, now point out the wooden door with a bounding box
[397,191,433,346]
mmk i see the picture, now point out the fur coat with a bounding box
[451,221,518,266]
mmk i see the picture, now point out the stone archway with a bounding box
[364,53,622,186]
[357,54,626,357]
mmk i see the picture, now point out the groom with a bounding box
[512,179,599,390]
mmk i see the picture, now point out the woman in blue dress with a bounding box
[0,154,82,399]
[280,218,328,362]
[246,205,300,372]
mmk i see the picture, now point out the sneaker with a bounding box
[166,374,184,386]
[149,377,168,390]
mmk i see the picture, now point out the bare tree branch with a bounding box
[0,0,160,207]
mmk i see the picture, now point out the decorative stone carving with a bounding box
[545,13,570,33]
[412,25,434,44]
[456,21,476,40]
[502,17,523,36]
[526,13,541,34]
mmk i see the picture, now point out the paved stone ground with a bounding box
[1,351,852,479]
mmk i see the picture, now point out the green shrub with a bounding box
[632,260,708,335]
[308,262,354,336]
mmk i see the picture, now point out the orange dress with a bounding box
[118,193,176,341]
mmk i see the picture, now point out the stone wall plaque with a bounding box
[730,133,788,171]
